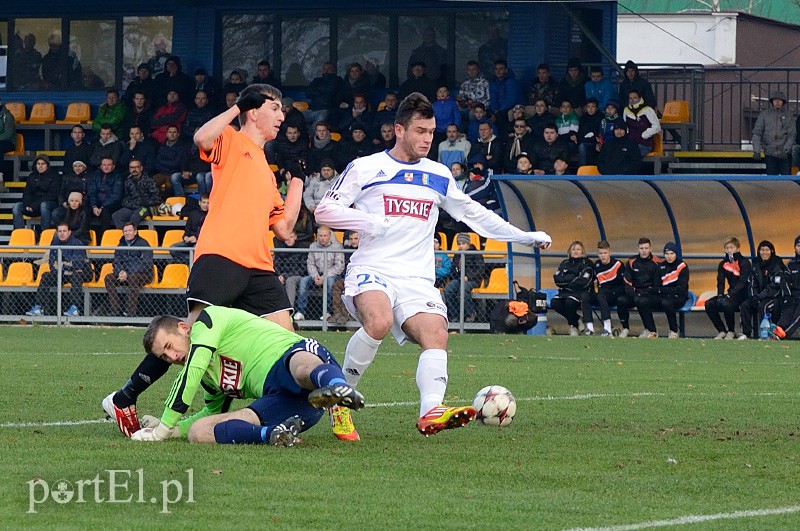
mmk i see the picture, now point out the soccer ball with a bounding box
[472,385,516,427]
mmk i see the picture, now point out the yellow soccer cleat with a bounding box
[329,405,360,441]
[416,405,476,437]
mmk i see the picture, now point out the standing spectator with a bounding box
[458,61,490,118]
[751,91,795,175]
[504,118,535,170]
[527,63,558,108]
[92,89,127,139]
[273,124,310,178]
[305,62,345,129]
[330,231,360,326]
[531,124,570,175]
[87,157,124,236]
[57,191,91,246]
[153,56,193,106]
[118,126,157,176]
[408,27,448,87]
[12,33,42,90]
[372,92,398,136]
[618,60,657,110]
[169,194,208,263]
[433,233,452,289]
[273,230,309,309]
[252,60,281,89]
[556,58,587,109]
[150,90,188,145]
[623,89,661,156]
[303,159,338,226]
[307,122,336,174]
[102,222,154,317]
[705,237,752,340]
[438,124,471,169]
[122,92,155,139]
[153,125,189,197]
[739,240,785,339]
[221,70,247,100]
[191,68,219,105]
[593,240,627,337]
[774,235,800,340]
[398,62,437,103]
[363,58,387,92]
[294,225,345,321]
[526,98,557,143]
[617,237,662,338]
[489,59,521,121]
[474,122,504,174]
[112,160,161,229]
[432,87,461,146]
[53,161,90,226]
[577,98,602,166]
[147,35,170,77]
[477,26,507,78]
[550,240,595,336]
[89,124,123,170]
[655,242,690,339]
[123,64,155,107]
[584,66,615,110]
[443,232,485,322]
[0,99,17,180]
[182,91,216,143]
[341,63,371,108]
[12,155,61,229]
[597,120,642,175]
[25,223,91,318]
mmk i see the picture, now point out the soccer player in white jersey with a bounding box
[315,93,552,438]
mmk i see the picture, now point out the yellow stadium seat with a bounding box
[5,133,24,156]
[0,262,34,287]
[646,133,664,157]
[56,102,92,124]
[5,102,26,123]
[88,230,97,247]
[157,229,185,255]
[138,229,159,248]
[37,228,56,247]
[85,263,113,288]
[0,228,36,253]
[29,263,52,287]
[330,132,342,142]
[155,264,189,289]
[436,231,448,249]
[292,101,309,112]
[474,268,509,295]
[576,165,600,176]
[144,265,159,288]
[89,229,122,254]
[483,238,508,260]
[21,102,56,124]
[661,100,690,124]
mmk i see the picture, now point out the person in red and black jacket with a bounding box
[705,237,752,339]
[617,237,662,338]
[593,240,627,337]
[550,240,595,336]
[654,242,690,339]
[739,240,785,339]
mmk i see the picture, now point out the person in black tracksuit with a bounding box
[705,237,752,339]
[617,237,662,337]
[739,240,785,339]
[550,241,595,335]
[593,240,628,337]
[654,242,690,338]
[773,236,800,340]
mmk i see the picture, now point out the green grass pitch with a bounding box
[2,325,800,529]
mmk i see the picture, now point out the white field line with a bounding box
[566,504,800,530]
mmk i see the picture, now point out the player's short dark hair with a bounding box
[56,221,70,230]
[143,315,183,354]
[394,92,434,129]
[238,83,282,126]
[71,125,85,133]
[638,237,651,246]
[200,193,210,201]
[598,239,611,250]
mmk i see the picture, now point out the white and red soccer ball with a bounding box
[472,385,516,427]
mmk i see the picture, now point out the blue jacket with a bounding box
[88,171,124,209]
[432,97,461,133]
[113,234,154,276]
[584,78,615,109]
[489,70,522,112]
[48,234,89,274]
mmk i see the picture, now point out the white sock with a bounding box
[342,328,382,387]
[416,349,448,417]
[603,319,612,333]
[585,322,594,332]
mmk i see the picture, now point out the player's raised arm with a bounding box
[194,104,245,152]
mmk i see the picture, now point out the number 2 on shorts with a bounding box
[356,273,388,288]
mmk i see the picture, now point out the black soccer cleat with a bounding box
[269,415,304,447]
[308,384,365,410]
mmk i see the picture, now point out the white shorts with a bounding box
[343,265,448,345]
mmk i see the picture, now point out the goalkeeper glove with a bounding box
[529,231,552,249]
[139,414,161,429]
[236,91,267,113]
[131,422,180,441]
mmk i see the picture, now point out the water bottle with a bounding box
[759,313,772,340]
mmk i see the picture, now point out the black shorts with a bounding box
[186,254,291,317]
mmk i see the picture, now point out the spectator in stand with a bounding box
[63,126,92,176]
[112,160,161,229]
[623,89,661,156]
[180,143,213,197]
[398,62,437,103]
[577,98,602,166]
[153,125,188,197]
[276,97,309,146]
[12,33,42,90]
[93,89,127,139]
[527,63,558,108]
[151,90,188,145]
[221,70,247,101]
[466,103,497,145]
[102,222,154,317]
[153,56,193,106]
[553,155,570,176]
[191,68,219,105]
[338,93,373,134]
[526,98,556,144]
[342,63,371,108]
[148,35,170,77]
[330,231,360,326]
[433,86,461,143]
[531,124,570,175]
[513,153,534,175]
[303,159,338,225]
[752,92,796,175]
[123,64,155,107]
[12,155,61,229]
[307,122,336,174]
[58,192,91,245]
[118,125,157,176]
[739,240,785,339]
[504,117,536,171]
[500,104,528,138]
[25,223,91,318]
[252,60,281,89]
[599,99,621,145]
[555,99,580,154]
[182,91,215,143]
[0,99,17,180]
[223,92,240,131]
[705,237,752,340]
[489,59,521,124]
[373,123,396,153]
[39,32,78,91]
[333,123,372,172]
[458,60,491,121]
[618,60,657,110]
[433,233,452,289]
[584,66,614,110]
[474,122,504,174]
[462,154,499,211]
[444,232,485,322]
[655,242,690,339]
[273,125,310,182]
[477,25,507,76]
[90,124,123,170]
[774,235,800,340]
[53,161,90,227]
[438,124,471,169]
[593,240,627,337]
[305,62,346,129]
[408,27,448,87]
[122,92,155,139]
[617,237,662,338]
[169,194,209,263]
[87,157,124,236]
[273,230,309,309]
[293,225,345,321]
[363,58,387,92]
[550,240,595,336]
[597,120,642,175]
[372,92,398,136]
[557,58,587,110]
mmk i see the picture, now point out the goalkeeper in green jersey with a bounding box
[131,306,364,445]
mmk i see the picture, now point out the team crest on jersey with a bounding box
[219,355,243,398]
[384,194,433,220]
[404,172,414,182]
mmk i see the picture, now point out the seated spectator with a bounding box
[513,153,534,175]
[593,239,627,337]
[577,98,602,166]
[553,155,570,176]
[584,66,614,110]
[118,126,157,175]
[180,144,213,197]
[372,92,398,136]
[774,235,800,340]
[341,63,371,108]
[450,161,467,180]
[526,98,556,143]
[278,97,309,145]
[599,99,621,145]
[87,157,124,236]
[500,104,528,138]
[153,56,194,106]
[364,58,386,92]
[112,160,161,229]
[527,63,558,108]
[89,124,123,170]
[330,231,360,326]
[152,125,189,197]
[182,91,216,142]
[474,122,504,174]
[151,90,188,145]
[252,60,281,89]
[101,222,154,317]
[191,68,219,105]
[433,233,452,289]
[623,89,661,156]
[489,59,522,121]
[307,121,336,174]
[655,242,690,339]
[705,237,752,340]
[293,225,345,321]
[457,60,490,119]
[333,124,372,172]
[597,120,642,175]
[221,70,247,100]
[463,154,499,211]
[13,155,60,230]
[52,161,90,227]
[466,102,497,145]
[169,194,209,263]
[339,93,374,135]
[444,232,485,322]
[273,230,309,309]
[25,223,91,318]
[92,89,127,139]
[555,100,580,153]
[63,126,92,172]
[438,124,471,169]
[556,57,586,110]
[57,191,91,245]
[305,62,346,129]
[303,159,338,226]
[550,240,595,336]
[397,62,437,102]
[373,123,396,152]
[752,92,795,175]
[739,240,784,339]
[123,64,155,107]
[617,237,662,338]
[505,117,536,170]
[273,125,310,178]
[531,124,570,175]
[122,91,155,140]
